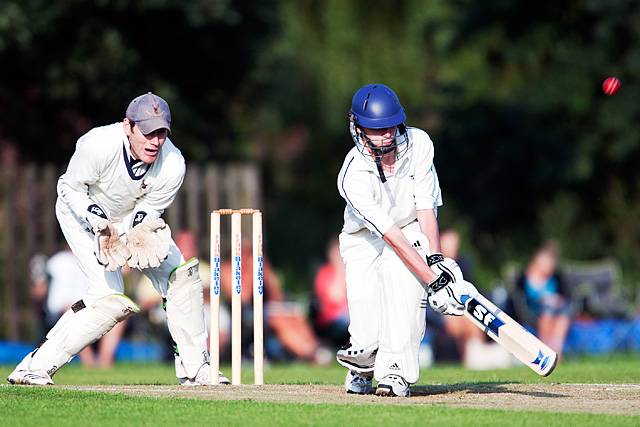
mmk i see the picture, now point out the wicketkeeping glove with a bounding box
[126,218,172,269]
[93,221,131,271]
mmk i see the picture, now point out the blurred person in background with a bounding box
[436,229,512,369]
[220,241,331,365]
[513,241,571,356]
[311,237,350,348]
[28,254,49,342]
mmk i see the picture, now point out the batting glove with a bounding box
[425,257,478,316]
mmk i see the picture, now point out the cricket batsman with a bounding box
[337,84,478,396]
[8,92,229,386]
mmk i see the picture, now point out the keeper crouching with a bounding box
[7,93,228,386]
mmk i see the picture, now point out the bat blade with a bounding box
[462,293,557,376]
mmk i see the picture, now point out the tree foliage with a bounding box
[1,0,639,291]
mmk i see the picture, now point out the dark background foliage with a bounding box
[1,0,639,293]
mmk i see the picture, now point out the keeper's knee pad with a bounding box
[165,258,208,378]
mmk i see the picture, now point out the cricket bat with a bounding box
[461,292,558,376]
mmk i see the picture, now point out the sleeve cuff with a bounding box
[375,217,396,237]
[415,198,443,211]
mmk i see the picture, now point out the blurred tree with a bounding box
[0,0,276,161]
[1,0,639,296]
[249,0,640,294]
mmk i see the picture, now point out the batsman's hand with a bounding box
[126,218,171,269]
[93,221,131,271]
[425,257,477,316]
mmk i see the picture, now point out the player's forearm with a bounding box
[417,209,440,253]
[383,225,438,283]
[57,178,106,227]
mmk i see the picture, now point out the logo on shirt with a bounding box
[139,178,153,191]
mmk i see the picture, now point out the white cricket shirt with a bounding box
[57,122,185,232]
[337,127,442,238]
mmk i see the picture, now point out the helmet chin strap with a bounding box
[353,124,398,184]
[365,140,396,184]
[374,156,387,183]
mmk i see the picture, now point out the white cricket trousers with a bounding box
[339,222,428,384]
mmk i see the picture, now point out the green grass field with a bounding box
[1,353,639,426]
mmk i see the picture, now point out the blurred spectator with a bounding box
[220,241,331,365]
[430,229,512,369]
[311,238,349,348]
[441,229,474,282]
[45,246,126,368]
[513,240,571,355]
[136,230,330,364]
[28,254,49,340]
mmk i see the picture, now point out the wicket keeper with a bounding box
[8,92,229,386]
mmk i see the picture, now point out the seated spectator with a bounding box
[220,241,331,365]
[514,240,571,356]
[435,229,512,369]
[311,238,349,348]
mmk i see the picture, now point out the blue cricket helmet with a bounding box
[349,84,406,129]
[348,84,411,182]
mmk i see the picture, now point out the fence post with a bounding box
[42,165,59,255]
[185,164,201,240]
[3,166,18,340]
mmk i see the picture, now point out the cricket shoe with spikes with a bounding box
[375,374,410,397]
[344,370,373,394]
[7,369,54,385]
[179,363,230,386]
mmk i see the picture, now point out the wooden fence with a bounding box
[0,162,261,341]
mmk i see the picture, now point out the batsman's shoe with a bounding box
[7,369,54,386]
[179,364,230,386]
[336,342,377,373]
[375,374,410,397]
[344,370,373,394]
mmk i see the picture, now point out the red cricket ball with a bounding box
[602,77,621,96]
